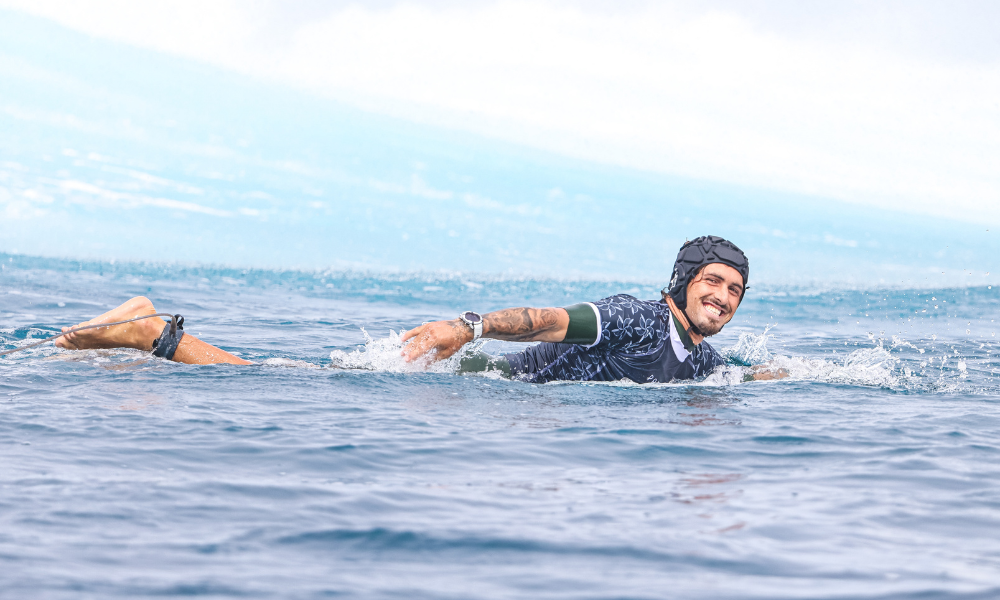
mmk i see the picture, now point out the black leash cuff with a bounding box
[151,315,185,360]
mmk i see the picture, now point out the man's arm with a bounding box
[482,307,569,342]
[401,307,569,363]
[749,364,790,381]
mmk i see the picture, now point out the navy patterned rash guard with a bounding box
[504,294,726,384]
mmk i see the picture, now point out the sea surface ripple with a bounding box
[2,255,1000,599]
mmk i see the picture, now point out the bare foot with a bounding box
[55,296,165,352]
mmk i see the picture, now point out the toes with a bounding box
[54,328,69,349]
[56,325,86,350]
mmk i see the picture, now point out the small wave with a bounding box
[324,326,996,393]
[716,328,898,388]
[328,328,461,374]
[723,326,774,366]
[772,345,898,387]
[714,330,997,392]
[261,358,322,369]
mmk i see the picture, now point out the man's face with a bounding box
[684,263,744,336]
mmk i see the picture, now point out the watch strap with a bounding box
[459,311,483,341]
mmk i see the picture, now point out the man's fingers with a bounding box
[402,331,431,362]
[400,325,424,343]
[402,341,421,362]
[400,325,427,361]
[400,320,468,364]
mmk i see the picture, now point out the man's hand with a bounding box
[752,366,790,381]
[401,319,473,363]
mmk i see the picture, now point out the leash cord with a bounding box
[0,313,180,358]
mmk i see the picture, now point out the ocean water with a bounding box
[3,254,1000,599]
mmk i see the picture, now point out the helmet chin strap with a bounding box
[682,307,706,338]
[664,293,708,342]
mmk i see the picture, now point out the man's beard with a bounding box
[684,299,728,337]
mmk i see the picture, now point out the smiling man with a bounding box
[47,235,780,381]
[403,235,783,383]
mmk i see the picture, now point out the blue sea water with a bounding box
[3,8,1000,600]
[3,256,1000,599]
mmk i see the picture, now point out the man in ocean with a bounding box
[53,235,783,382]
[402,235,782,382]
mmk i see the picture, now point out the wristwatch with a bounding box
[459,311,483,340]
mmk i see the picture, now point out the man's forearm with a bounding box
[399,306,570,364]
[482,307,568,342]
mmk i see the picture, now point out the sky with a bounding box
[1,0,999,225]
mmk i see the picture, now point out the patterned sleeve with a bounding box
[693,341,726,375]
[590,294,666,352]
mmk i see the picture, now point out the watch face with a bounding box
[462,311,482,324]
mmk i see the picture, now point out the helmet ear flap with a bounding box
[666,264,688,309]
[671,264,707,310]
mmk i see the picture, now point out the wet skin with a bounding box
[400,263,788,381]
[54,274,786,377]
[673,263,744,341]
[55,297,251,365]
[401,264,745,363]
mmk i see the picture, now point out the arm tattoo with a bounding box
[483,308,560,341]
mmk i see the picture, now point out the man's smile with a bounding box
[702,301,724,318]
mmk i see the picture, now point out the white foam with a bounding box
[723,326,774,365]
[715,327,900,388]
[769,345,899,388]
[328,328,460,374]
[261,358,321,369]
[320,327,994,393]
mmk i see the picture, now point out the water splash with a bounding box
[262,358,321,369]
[714,327,900,388]
[773,344,899,387]
[328,328,460,374]
[723,326,774,366]
[324,325,997,393]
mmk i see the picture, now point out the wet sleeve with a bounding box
[592,295,661,351]
[692,341,726,376]
[563,303,600,345]
[459,351,512,376]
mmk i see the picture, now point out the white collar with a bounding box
[668,311,691,363]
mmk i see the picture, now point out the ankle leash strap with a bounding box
[151,315,185,360]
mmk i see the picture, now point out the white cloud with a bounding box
[59,180,232,216]
[3,0,1000,222]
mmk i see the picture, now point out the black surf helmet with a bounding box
[665,236,749,310]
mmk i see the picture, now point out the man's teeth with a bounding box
[704,304,721,317]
